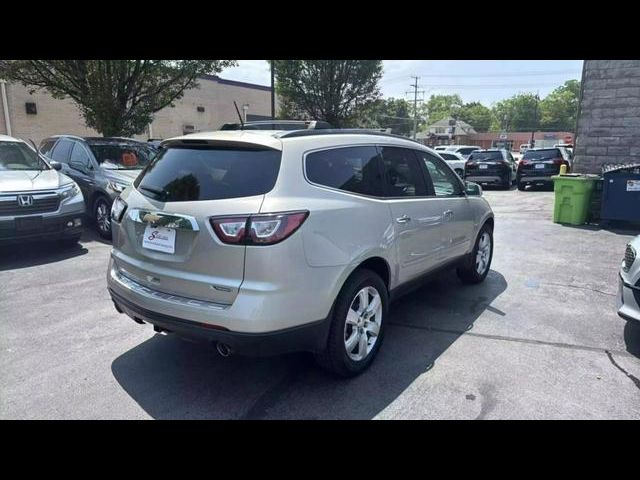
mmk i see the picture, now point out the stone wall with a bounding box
[573,60,640,173]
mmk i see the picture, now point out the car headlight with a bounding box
[111,196,127,223]
[59,183,80,201]
[107,180,128,194]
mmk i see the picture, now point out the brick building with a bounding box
[573,60,640,173]
[0,75,274,144]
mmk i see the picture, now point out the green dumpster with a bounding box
[551,174,600,225]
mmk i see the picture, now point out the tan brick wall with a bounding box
[0,76,274,144]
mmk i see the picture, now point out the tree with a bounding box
[457,102,493,133]
[272,60,383,127]
[490,93,540,131]
[355,97,413,136]
[539,80,581,131]
[420,94,463,124]
[0,60,237,137]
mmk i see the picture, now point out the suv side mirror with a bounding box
[464,181,482,196]
[50,160,62,171]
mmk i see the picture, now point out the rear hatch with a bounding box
[466,151,507,176]
[113,138,282,305]
[519,148,565,176]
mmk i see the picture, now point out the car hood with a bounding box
[0,169,74,193]
[103,169,142,185]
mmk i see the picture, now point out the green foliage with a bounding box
[0,60,237,137]
[420,94,463,124]
[490,93,540,131]
[355,97,413,136]
[272,60,383,127]
[457,102,493,132]
[539,80,581,131]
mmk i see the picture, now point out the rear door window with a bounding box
[416,151,463,197]
[136,147,282,202]
[39,139,57,156]
[305,146,383,196]
[380,147,427,197]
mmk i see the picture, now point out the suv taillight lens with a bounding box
[210,211,309,246]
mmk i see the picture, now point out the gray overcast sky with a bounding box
[219,60,584,106]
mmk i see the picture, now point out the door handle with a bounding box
[443,210,454,221]
[396,215,411,224]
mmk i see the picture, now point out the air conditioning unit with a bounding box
[183,124,197,135]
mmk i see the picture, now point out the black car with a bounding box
[464,149,517,190]
[516,148,571,191]
[39,135,157,238]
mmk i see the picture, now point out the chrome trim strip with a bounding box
[127,208,200,231]
[112,268,229,310]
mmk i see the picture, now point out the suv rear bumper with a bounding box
[465,175,508,185]
[109,287,331,356]
[517,174,555,185]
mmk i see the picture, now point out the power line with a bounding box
[383,70,580,83]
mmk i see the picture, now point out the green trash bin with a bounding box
[551,174,600,225]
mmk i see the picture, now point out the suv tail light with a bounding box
[466,160,476,167]
[210,211,309,246]
[552,157,568,166]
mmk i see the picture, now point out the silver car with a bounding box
[107,130,494,376]
[619,236,640,324]
[0,135,85,245]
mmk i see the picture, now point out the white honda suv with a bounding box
[107,129,494,376]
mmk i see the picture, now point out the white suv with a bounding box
[107,129,494,376]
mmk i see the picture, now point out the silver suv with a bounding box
[107,130,494,376]
[0,135,85,245]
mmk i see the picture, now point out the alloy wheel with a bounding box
[343,286,383,362]
[475,232,491,275]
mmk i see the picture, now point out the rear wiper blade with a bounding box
[139,185,166,196]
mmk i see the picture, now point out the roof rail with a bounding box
[275,128,423,144]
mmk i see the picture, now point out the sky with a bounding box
[219,60,584,106]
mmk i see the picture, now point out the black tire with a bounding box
[94,196,112,239]
[315,269,388,377]
[457,223,493,284]
[517,181,526,191]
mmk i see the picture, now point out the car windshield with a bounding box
[469,151,503,161]
[88,142,155,170]
[0,141,49,171]
[523,149,561,161]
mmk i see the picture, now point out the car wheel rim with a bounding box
[344,286,382,362]
[96,201,111,233]
[475,232,491,275]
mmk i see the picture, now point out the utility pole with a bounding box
[270,61,275,120]
[530,92,539,148]
[406,76,424,140]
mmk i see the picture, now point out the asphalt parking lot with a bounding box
[1,188,639,419]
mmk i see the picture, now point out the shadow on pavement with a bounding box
[0,238,88,271]
[111,269,508,419]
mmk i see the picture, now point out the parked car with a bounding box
[618,236,640,324]
[107,129,494,376]
[464,149,517,189]
[39,135,157,239]
[0,135,85,245]
[443,145,481,160]
[437,151,466,178]
[519,143,531,155]
[516,147,571,191]
[219,120,332,131]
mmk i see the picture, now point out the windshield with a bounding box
[0,141,49,171]
[88,143,155,170]
[523,149,561,161]
[469,151,503,161]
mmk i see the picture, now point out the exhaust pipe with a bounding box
[216,342,233,357]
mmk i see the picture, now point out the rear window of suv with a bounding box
[522,149,561,161]
[135,146,281,202]
[469,151,503,161]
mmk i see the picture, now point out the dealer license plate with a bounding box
[143,225,176,254]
